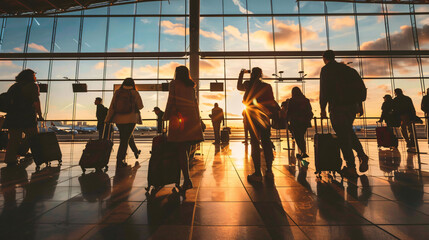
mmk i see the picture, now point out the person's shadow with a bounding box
[78,171,111,202]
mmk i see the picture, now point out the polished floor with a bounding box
[1,138,429,240]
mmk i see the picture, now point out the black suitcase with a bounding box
[313,118,342,176]
[146,134,180,195]
[30,131,62,170]
[79,124,113,173]
[221,127,230,143]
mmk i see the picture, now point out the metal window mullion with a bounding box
[324,1,330,50]
[382,2,395,94]
[131,2,137,77]
[246,0,251,70]
[409,3,425,94]
[102,7,111,101]
[222,0,228,126]
[0,18,6,52]
[43,15,58,120]
[23,17,33,69]
[156,1,163,107]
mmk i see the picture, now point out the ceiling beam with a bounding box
[44,0,59,10]
[73,0,83,7]
[14,0,34,12]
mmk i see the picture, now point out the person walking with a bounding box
[319,50,369,178]
[285,87,313,166]
[4,69,43,167]
[209,103,224,144]
[94,97,109,139]
[163,66,204,190]
[378,94,399,127]
[153,107,164,134]
[237,67,280,182]
[105,78,143,167]
[393,88,419,151]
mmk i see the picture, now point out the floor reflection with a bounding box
[0,139,429,239]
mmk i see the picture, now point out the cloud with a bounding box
[94,62,104,70]
[13,47,23,52]
[224,25,247,41]
[200,29,222,41]
[226,112,241,117]
[200,59,222,74]
[202,93,224,100]
[140,18,151,24]
[329,17,355,31]
[251,20,318,50]
[28,43,49,52]
[232,0,252,14]
[111,43,143,52]
[131,61,183,78]
[377,84,390,93]
[114,67,131,79]
[161,20,187,36]
[360,24,429,77]
[202,103,214,107]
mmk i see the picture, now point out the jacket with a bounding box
[105,86,143,124]
[163,80,204,143]
[287,96,313,128]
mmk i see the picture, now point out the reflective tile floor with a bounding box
[1,138,429,240]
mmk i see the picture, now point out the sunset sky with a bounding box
[1,0,429,127]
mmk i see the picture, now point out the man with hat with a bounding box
[153,107,164,134]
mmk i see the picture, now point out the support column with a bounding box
[189,0,200,100]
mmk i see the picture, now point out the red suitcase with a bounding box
[376,123,398,148]
[79,124,113,173]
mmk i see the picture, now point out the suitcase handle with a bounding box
[314,117,331,134]
[102,123,113,140]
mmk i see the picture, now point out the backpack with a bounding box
[0,92,11,113]
[334,63,367,105]
[114,89,134,114]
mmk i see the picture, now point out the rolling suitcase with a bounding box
[79,124,113,173]
[376,123,398,148]
[313,118,342,177]
[146,134,180,195]
[221,127,231,143]
[30,128,62,171]
[78,171,111,202]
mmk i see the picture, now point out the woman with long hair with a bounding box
[105,77,143,168]
[285,87,313,166]
[238,67,279,183]
[4,69,43,166]
[163,66,204,190]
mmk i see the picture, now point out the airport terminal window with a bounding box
[200,0,223,15]
[224,17,248,51]
[327,16,357,51]
[248,17,274,51]
[357,16,387,51]
[135,17,160,52]
[159,17,186,52]
[107,17,134,52]
[247,0,272,14]
[54,18,80,53]
[0,18,28,53]
[272,17,301,51]
[27,18,54,53]
[81,17,108,53]
[300,17,327,51]
[200,17,223,52]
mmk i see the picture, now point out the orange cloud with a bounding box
[202,93,224,100]
[28,43,49,52]
[329,17,354,31]
[224,25,247,41]
[161,20,187,36]
[94,62,104,70]
[200,29,222,41]
[13,47,23,52]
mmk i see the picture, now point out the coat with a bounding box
[105,86,143,124]
[163,80,204,143]
[286,96,313,129]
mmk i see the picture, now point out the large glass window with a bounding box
[273,17,301,51]
[358,16,387,50]
[200,17,223,51]
[81,17,107,52]
[328,16,357,50]
[249,17,274,51]
[224,17,248,51]
[0,18,28,53]
[107,17,134,52]
[27,18,53,53]
[54,18,80,53]
[135,17,160,52]
[159,17,186,52]
[300,17,327,50]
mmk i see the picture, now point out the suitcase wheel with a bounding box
[104,166,108,172]
[81,166,86,173]
[58,159,62,165]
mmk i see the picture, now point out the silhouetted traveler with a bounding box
[238,68,280,182]
[378,94,398,127]
[153,107,164,134]
[163,66,204,190]
[421,88,429,114]
[320,50,368,178]
[105,78,143,167]
[4,69,43,167]
[393,88,418,151]
[209,103,224,144]
[94,97,109,139]
[285,87,313,165]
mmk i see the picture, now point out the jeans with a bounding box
[212,121,221,143]
[5,127,38,163]
[116,123,138,162]
[290,124,307,155]
[249,119,274,174]
[399,115,415,147]
[330,106,365,168]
